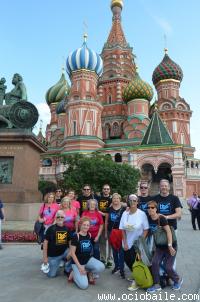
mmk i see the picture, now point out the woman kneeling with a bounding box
[70,217,105,289]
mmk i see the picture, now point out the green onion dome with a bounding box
[152,50,183,85]
[123,72,154,103]
[56,99,68,115]
[45,73,70,106]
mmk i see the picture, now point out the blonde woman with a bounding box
[38,192,59,230]
[70,217,105,289]
[105,193,125,278]
[60,197,79,235]
[81,199,103,260]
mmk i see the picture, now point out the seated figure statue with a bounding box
[0,77,7,105]
[4,73,27,105]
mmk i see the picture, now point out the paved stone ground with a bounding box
[1,208,200,302]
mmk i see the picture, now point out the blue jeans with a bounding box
[47,249,69,278]
[72,257,105,289]
[112,246,124,272]
[92,240,100,260]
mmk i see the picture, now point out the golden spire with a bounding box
[111,0,123,10]
[83,33,88,43]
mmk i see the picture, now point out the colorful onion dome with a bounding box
[123,72,154,103]
[66,35,103,77]
[56,99,67,115]
[152,49,183,85]
[45,73,70,106]
[111,0,123,9]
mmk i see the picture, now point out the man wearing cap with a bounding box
[43,210,71,277]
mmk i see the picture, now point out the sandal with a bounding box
[68,271,74,283]
[88,272,95,285]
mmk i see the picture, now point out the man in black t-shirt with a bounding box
[43,210,71,277]
[153,179,182,230]
[138,182,153,213]
[97,184,113,268]
[77,184,98,215]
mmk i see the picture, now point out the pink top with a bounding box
[81,210,103,239]
[71,200,80,211]
[39,203,60,226]
[63,208,78,231]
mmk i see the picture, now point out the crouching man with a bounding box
[43,210,71,277]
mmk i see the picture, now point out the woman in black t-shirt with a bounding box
[70,217,105,289]
[105,193,125,278]
[146,201,183,293]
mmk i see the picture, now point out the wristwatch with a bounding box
[168,243,172,247]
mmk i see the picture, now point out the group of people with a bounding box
[36,180,184,292]
[187,192,200,230]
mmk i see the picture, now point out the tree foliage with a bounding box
[38,180,57,197]
[61,152,140,196]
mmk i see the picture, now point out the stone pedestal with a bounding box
[0,129,47,220]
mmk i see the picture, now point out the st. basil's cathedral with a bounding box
[39,0,200,198]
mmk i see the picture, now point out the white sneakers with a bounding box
[127,280,139,291]
[41,263,50,274]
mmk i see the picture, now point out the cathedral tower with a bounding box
[99,0,136,140]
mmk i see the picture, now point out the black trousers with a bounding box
[191,209,200,230]
[123,245,136,271]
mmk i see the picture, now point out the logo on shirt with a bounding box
[140,203,148,212]
[82,201,87,211]
[159,203,171,214]
[56,231,68,245]
[80,240,92,253]
[110,212,118,222]
[99,200,108,212]
[90,218,97,226]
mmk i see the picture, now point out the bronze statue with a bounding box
[0,77,7,105]
[0,73,38,129]
[5,73,27,105]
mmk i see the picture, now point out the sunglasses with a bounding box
[129,199,137,202]
[56,190,61,192]
[140,186,148,189]
[147,206,156,209]
[56,216,65,219]
[83,188,90,191]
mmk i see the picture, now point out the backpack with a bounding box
[132,254,153,288]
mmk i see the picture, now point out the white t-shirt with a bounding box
[119,209,149,249]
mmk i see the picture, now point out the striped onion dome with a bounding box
[123,72,153,103]
[56,99,67,114]
[45,73,70,106]
[66,35,103,77]
[152,50,183,85]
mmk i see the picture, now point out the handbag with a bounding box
[109,229,122,251]
[34,221,45,244]
[109,207,123,250]
[132,254,153,288]
[154,215,177,246]
[33,203,46,244]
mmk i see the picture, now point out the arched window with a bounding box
[115,153,122,163]
[42,159,52,167]
[105,123,111,139]
[112,122,120,137]
[108,95,112,104]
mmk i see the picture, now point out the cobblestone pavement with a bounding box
[0,207,200,302]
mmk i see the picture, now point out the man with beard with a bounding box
[98,184,112,268]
